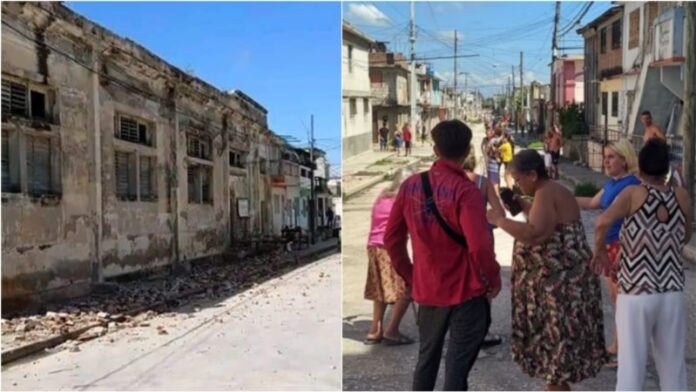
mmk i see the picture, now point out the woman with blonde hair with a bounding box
[364,170,414,346]
[576,138,640,365]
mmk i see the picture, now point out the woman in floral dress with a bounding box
[486,150,607,391]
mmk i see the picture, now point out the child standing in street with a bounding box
[393,131,403,157]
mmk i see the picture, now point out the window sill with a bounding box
[229,166,247,176]
[186,156,213,166]
[1,115,58,130]
[188,201,214,206]
[2,192,62,205]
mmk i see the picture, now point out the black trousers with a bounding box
[412,296,491,391]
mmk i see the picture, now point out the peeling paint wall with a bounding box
[1,2,275,309]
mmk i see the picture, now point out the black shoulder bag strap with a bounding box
[420,171,468,249]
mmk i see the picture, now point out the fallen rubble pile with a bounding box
[2,249,296,355]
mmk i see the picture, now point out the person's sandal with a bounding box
[481,334,503,348]
[363,336,382,345]
[382,334,415,346]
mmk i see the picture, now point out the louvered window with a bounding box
[27,136,52,195]
[188,164,213,204]
[2,132,18,192]
[115,151,136,200]
[187,134,211,160]
[117,115,152,146]
[188,165,198,203]
[139,156,156,200]
[201,167,212,203]
[2,80,28,117]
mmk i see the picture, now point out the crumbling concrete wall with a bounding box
[2,3,96,307]
[1,2,274,310]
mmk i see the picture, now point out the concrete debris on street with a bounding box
[2,239,336,359]
[2,254,341,390]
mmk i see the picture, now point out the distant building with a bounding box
[551,55,585,112]
[342,22,374,158]
[369,49,411,143]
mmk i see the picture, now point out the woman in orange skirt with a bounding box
[364,171,413,346]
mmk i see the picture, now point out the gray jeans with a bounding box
[412,296,490,391]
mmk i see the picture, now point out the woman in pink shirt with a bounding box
[364,171,413,346]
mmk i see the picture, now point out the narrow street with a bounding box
[3,253,342,391]
[342,124,696,390]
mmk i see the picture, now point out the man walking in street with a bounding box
[403,123,413,157]
[384,120,501,391]
[640,110,666,143]
[549,124,563,180]
[379,120,390,151]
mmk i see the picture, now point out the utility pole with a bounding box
[684,2,695,205]
[309,114,316,244]
[409,1,417,131]
[454,30,458,119]
[512,65,516,132]
[520,51,524,135]
[550,1,561,127]
[464,72,469,118]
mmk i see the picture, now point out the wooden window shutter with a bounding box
[139,156,154,199]
[27,136,52,195]
[201,167,212,203]
[2,80,28,116]
[188,165,197,203]
[2,132,10,191]
[115,151,134,200]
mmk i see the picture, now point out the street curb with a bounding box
[344,157,428,201]
[0,244,338,366]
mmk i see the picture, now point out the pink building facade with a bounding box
[552,56,585,108]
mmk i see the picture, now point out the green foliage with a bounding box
[574,181,600,197]
[558,103,587,138]
[527,140,544,150]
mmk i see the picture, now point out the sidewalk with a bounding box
[343,142,434,199]
[557,158,696,264]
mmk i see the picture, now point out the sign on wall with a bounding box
[237,198,250,218]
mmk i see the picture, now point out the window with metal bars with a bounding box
[115,151,136,201]
[117,115,152,146]
[139,156,156,201]
[187,134,211,160]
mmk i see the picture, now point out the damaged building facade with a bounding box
[1,2,331,311]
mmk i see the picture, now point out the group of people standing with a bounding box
[378,120,429,157]
[362,118,693,391]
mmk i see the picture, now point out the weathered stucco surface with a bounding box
[1,2,283,311]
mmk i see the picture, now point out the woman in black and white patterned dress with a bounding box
[593,139,693,391]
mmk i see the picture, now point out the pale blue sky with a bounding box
[67,2,342,175]
[343,1,612,98]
